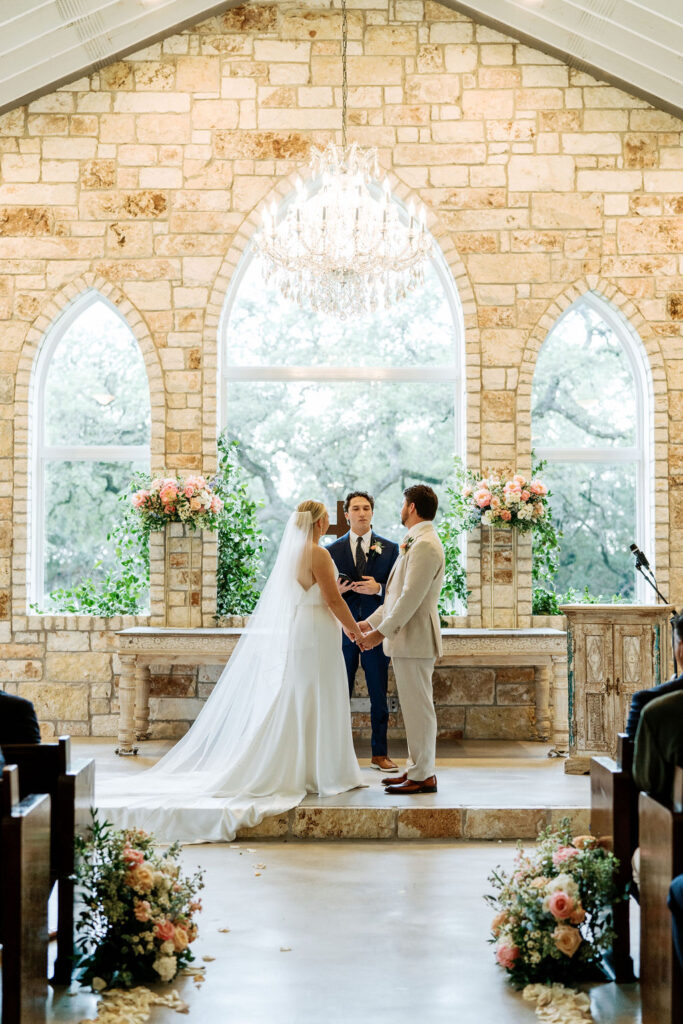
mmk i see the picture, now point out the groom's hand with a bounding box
[359,629,383,651]
[352,575,381,595]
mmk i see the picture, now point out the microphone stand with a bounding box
[633,557,678,677]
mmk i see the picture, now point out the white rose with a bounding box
[547,873,578,898]
[161,940,175,955]
[153,955,177,982]
[482,511,493,525]
[517,506,532,521]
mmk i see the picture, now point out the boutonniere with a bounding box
[400,536,414,554]
[369,541,383,555]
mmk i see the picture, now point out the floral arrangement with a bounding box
[74,813,204,991]
[131,474,224,532]
[485,820,620,989]
[460,469,549,533]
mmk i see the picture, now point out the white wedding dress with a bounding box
[97,512,364,842]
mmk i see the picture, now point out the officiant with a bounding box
[328,491,400,773]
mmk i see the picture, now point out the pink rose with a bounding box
[521,490,530,501]
[512,474,526,485]
[210,496,223,513]
[529,481,547,496]
[190,496,202,511]
[173,925,190,952]
[569,905,586,925]
[495,941,520,969]
[553,845,581,868]
[547,890,574,920]
[132,490,148,509]
[533,503,545,517]
[134,900,151,923]
[123,845,145,867]
[154,919,175,943]
[500,509,512,522]
[553,924,582,958]
[490,496,501,510]
[184,485,194,497]
[474,489,491,508]
[160,483,178,504]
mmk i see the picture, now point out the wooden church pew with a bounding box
[0,764,51,1024]
[0,736,95,985]
[590,733,639,981]
[638,766,683,1024]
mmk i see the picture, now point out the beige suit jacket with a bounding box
[366,522,445,659]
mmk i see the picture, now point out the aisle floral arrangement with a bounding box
[485,820,620,989]
[460,469,549,533]
[131,474,224,532]
[74,813,205,991]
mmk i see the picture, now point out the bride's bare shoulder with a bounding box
[311,544,333,568]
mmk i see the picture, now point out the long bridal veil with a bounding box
[97,511,317,826]
[146,509,314,780]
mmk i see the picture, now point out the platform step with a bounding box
[236,805,591,841]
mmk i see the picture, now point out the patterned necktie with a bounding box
[356,536,367,578]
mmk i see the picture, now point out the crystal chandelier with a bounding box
[253,0,431,319]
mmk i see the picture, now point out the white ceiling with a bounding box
[0,0,681,118]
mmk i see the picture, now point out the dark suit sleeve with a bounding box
[22,699,41,743]
[626,676,683,740]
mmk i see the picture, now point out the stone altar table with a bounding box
[115,626,568,756]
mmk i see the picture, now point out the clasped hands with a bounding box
[344,620,384,652]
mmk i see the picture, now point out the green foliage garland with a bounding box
[214,434,265,617]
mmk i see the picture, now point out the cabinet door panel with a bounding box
[573,625,614,753]
[614,624,653,734]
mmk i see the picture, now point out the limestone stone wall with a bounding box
[0,0,681,738]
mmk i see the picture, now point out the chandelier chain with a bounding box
[341,0,348,149]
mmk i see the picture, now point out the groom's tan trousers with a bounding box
[392,656,437,780]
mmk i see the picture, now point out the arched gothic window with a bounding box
[532,293,653,602]
[32,292,151,605]
[220,234,464,575]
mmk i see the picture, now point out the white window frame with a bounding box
[30,289,149,606]
[533,291,654,603]
[218,239,466,454]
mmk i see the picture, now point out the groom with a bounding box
[328,491,400,772]
[359,484,445,794]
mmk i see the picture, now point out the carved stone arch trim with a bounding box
[199,163,480,474]
[12,273,164,621]
[517,277,669,592]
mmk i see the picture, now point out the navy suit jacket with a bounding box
[327,531,399,625]
[625,674,683,740]
[0,689,41,745]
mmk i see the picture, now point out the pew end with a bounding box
[0,764,51,1024]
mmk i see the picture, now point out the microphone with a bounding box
[630,543,651,571]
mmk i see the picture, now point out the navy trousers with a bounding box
[342,639,390,757]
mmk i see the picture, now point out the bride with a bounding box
[97,501,367,842]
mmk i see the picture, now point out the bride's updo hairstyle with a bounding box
[296,500,326,528]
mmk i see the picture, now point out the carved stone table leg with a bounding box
[534,664,551,741]
[551,653,570,756]
[116,655,138,756]
[135,662,152,740]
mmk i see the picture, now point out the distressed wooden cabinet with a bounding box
[562,604,674,773]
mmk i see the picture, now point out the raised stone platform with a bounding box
[85,737,590,842]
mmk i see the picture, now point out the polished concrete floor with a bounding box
[47,841,640,1024]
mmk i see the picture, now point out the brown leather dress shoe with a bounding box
[384,776,437,795]
[382,772,408,786]
[371,755,399,773]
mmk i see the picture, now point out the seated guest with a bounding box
[633,689,683,805]
[625,611,683,739]
[670,875,683,971]
[0,688,41,744]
